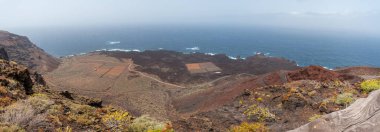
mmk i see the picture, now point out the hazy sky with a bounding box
[0,0,379,34]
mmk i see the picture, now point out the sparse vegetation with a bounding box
[0,94,53,126]
[244,104,275,122]
[129,115,173,132]
[256,97,263,102]
[335,93,354,106]
[0,97,12,107]
[230,122,268,132]
[56,126,73,132]
[102,109,132,130]
[360,79,380,93]
[0,124,25,132]
[0,86,7,94]
[308,114,322,122]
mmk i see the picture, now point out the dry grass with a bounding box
[128,115,171,132]
[0,94,53,126]
[0,86,7,94]
[230,122,268,132]
[0,97,12,107]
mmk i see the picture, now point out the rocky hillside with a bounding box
[0,59,173,131]
[171,66,378,131]
[0,30,59,73]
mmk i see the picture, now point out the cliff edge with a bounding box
[0,30,59,73]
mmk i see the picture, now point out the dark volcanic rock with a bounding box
[0,47,9,60]
[100,50,299,84]
[0,30,60,73]
[0,60,34,95]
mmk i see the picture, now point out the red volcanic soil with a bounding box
[336,66,380,76]
[172,66,366,131]
[287,65,359,82]
[172,66,360,116]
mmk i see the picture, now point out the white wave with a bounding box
[132,49,141,52]
[93,48,143,52]
[323,66,333,70]
[106,41,121,45]
[205,52,216,56]
[108,48,131,52]
[186,46,200,51]
[228,56,237,60]
[158,48,164,50]
[95,49,107,52]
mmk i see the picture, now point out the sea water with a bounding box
[9,25,380,69]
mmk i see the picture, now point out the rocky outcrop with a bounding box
[0,48,9,60]
[290,89,380,132]
[0,59,34,95]
[0,30,59,73]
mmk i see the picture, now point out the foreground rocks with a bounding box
[290,89,380,132]
[0,59,172,131]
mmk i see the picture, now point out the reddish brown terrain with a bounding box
[172,66,367,131]
[336,66,380,80]
[2,31,380,131]
[0,30,60,73]
[43,49,379,131]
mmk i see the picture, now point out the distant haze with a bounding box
[0,0,379,35]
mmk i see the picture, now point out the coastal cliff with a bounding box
[0,30,59,73]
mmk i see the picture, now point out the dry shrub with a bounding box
[102,110,131,131]
[335,93,354,106]
[244,105,275,122]
[0,124,25,132]
[128,115,171,132]
[0,86,7,94]
[308,114,322,122]
[230,122,268,132]
[0,94,53,126]
[0,97,12,107]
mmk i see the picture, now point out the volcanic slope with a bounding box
[0,31,59,73]
[45,50,299,120]
[45,53,181,120]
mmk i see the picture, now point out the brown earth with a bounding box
[6,31,379,131]
[44,50,373,131]
[45,53,180,120]
[0,30,60,73]
[336,66,380,80]
[44,51,298,123]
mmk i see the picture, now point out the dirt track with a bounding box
[44,53,257,121]
[45,54,180,119]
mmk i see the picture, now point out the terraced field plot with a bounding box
[186,62,222,74]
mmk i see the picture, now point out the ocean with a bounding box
[9,25,380,69]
